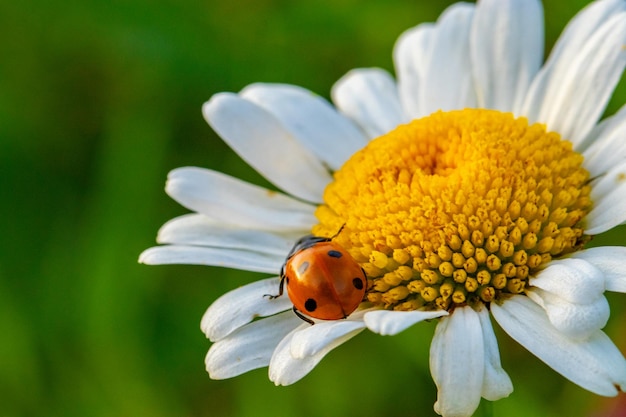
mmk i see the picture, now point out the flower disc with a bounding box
[313,109,592,311]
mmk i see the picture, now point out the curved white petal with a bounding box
[332,68,406,139]
[241,83,367,170]
[290,316,366,359]
[529,258,605,304]
[430,306,484,417]
[203,93,331,203]
[393,22,433,118]
[418,3,476,116]
[522,12,626,145]
[166,167,317,232]
[206,311,301,379]
[570,246,626,293]
[157,213,301,256]
[393,3,477,120]
[527,288,610,340]
[200,277,293,342]
[476,306,513,401]
[527,264,611,337]
[269,321,361,386]
[492,295,626,396]
[582,103,626,175]
[363,309,448,336]
[586,161,626,234]
[471,0,544,112]
[589,160,626,201]
[138,245,283,274]
[521,0,626,131]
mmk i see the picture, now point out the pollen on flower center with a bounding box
[312,109,592,311]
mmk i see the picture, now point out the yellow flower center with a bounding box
[312,109,592,311]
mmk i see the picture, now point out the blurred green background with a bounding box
[2,0,625,416]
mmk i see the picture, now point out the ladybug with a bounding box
[267,230,367,325]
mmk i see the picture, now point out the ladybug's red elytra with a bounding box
[267,230,367,325]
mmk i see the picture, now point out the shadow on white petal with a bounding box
[430,306,484,417]
[492,295,626,396]
[201,277,292,342]
[269,323,328,386]
[206,311,302,379]
[290,319,366,359]
[364,309,447,336]
[269,310,369,385]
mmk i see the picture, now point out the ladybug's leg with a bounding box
[264,270,286,299]
[330,223,346,240]
[361,267,368,288]
[293,306,315,325]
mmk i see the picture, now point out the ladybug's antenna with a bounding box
[330,223,346,240]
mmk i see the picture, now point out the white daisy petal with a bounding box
[157,213,300,256]
[570,246,626,293]
[332,68,406,139]
[290,317,366,359]
[138,245,282,274]
[166,167,317,232]
[241,83,367,170]
[523,12,626,145]
[588,160,626,201]
[393,22,433,118]
[203,93,332,203]
[544,0,626,70]
[206,311,302,379]
[419,3,476,116]
[529,258,605,304]
[431,306,484,417]
[522,0,626,132]
[364,309,448,336]
[394,3,476,119]
[476,306,513,401]
[471,0,544,112]
[586,161,626,235]
[582,103,626,175]
[492,295,626,396]
[269,321,361,386]
[527,287,610,340]
[200,277,292,342]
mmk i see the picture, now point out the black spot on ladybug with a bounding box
[304,298,317,312]
[327,250,343,258]
[353,277,364,290]
[297,261,310,275]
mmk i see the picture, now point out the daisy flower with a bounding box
[140,0,626,416]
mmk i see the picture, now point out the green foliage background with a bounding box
[2,0,625,416]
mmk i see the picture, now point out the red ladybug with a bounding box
[268,231,367,325]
